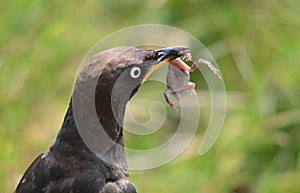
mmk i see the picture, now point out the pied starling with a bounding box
[15,46,189,193]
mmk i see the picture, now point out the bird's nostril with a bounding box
[157,53,165,61]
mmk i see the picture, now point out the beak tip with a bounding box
[154,46,190,62]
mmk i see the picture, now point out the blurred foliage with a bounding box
[1,0,300,193]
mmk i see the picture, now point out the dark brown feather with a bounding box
[15,46,158,193]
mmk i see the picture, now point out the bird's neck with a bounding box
[50,100,128,168]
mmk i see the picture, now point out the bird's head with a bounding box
[72,46,189,142]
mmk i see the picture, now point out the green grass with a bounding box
[1,1,300,192]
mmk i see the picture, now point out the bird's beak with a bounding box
[141,46,190,85]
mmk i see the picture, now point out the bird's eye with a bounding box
[130,67,141,78]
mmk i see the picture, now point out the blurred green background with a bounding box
[1,1,300,193]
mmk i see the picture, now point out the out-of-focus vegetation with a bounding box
[1,1,300,193]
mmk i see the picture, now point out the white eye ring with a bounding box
[130,67,141,78]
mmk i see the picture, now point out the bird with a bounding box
[15,46,189,193]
